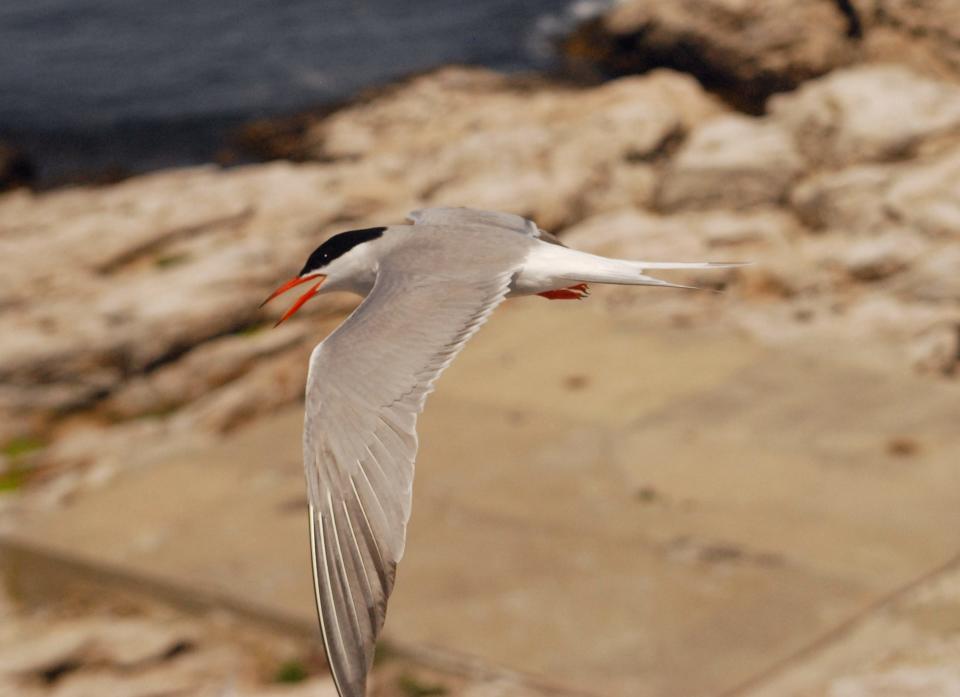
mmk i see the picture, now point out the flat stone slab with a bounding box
[4,297,960,697]
[737,554,960,697]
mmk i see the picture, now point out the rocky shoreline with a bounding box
[2,3,960,694]
[3,55,959,467]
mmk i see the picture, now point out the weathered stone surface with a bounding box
[791,144,960,240]
[770,64,960,167]
[0,616,196,677]
[884,147,960,239]
[655,114,804,211]
[790,163,898,232]
[172,339,317,434]
[0,162,353,432]
[302,67,724,229]
[562,0,960,112]
[897,246,960,304]
[0,592,331,697]
[564,208,795,263]
[0,67,728,452]
[239,679,340,697]
[742,558,960,697]
[101,324,307,421]
[839,235,919,281]
[560,0,857,109]
[858,1,960,84]
[2,61,957,497]
[0,58,956,521]
[0,622,91,675]
[909,321,960,376]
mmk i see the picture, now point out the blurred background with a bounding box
[1,1,959,696]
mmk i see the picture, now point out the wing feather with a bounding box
[303,228,527,697]
[407,206,531,234]
[407,206,567,247]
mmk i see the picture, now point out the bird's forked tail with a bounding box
[551,246,747,292]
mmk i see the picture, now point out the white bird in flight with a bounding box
[261,207,740,697]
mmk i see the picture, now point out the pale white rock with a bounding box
[790,163,899,232]
[565,209,715,262]
[173,342,314,434]
[731,294,957,377]
[770,64,960,167]
[43,629,250,697]
[564,208,796,257]
[823,660,960,697]
[104,619,197,666]
[884,147,960,239]
[310,67,724,228]
[842,295,953,342]
[38,419,169,477]
[459,678,545,697]
[840,234,922,282]
[578,164,658,217]
[0,161,349,424]
[47,664,197,697]
[896,245,960,303]
[585,0,855,96]
[0,622,91,675]
[864,0,960,84]
[235,677,340,697]
[103,324,307,420]
[792,145,960,239]
[909,322,960,376]
[656,115,804,211]
[0,68,727,445]
[315,68,720,161]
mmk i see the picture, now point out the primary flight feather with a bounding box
[260,207,740,697]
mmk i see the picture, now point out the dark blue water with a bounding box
[0,0,602,182]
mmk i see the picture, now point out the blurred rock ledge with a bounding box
[557,0,960,112]
[0,572,497,697]
[1,53,959,514]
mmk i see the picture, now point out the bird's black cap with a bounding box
[300,227,386,276]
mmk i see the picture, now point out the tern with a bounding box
[261,207,739,697]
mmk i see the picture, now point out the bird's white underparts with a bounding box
[260,207,742,697]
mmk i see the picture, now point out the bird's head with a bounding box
[261,226,386,325]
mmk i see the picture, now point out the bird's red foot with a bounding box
[537,283,590,300]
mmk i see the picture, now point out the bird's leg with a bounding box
[537,283,590,300]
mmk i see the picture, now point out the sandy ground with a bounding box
[4,291,959,696]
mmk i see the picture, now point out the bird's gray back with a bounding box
[379,222,533,280]
[406,206,566,247]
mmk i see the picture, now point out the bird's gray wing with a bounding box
[303,229,527,697]
[406,206,567,247]
[407,206,530,233]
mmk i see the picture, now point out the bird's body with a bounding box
[261,207,740,697]
[307,208,712,301]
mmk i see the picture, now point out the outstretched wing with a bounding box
[303,228,527,697]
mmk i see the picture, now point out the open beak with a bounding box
[260,274,326,326]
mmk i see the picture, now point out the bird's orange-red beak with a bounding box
[260,274,326,326]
